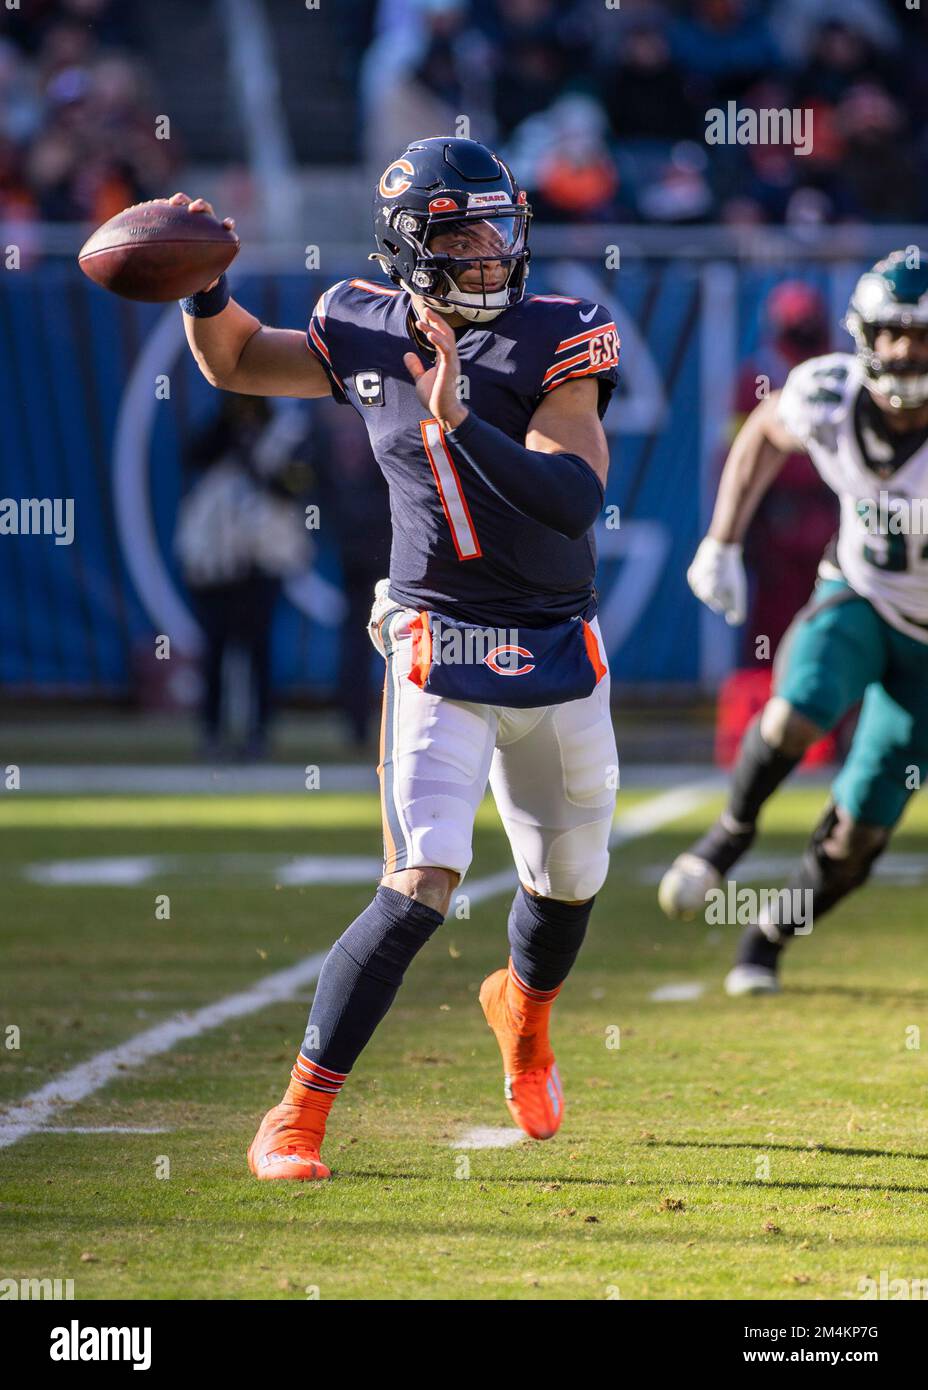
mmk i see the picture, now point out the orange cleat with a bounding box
[247,1103,332,1181]
[478,965,564,1140]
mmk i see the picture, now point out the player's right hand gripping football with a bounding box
[166,191,236,290]
[687,536,747,626]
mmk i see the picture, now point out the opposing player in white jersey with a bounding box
[660,250,928,993]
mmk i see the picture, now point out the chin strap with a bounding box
[402,282,507,323]
[370,246,513,323]
[453,297,509,323]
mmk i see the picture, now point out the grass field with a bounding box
[1,780,927,1301]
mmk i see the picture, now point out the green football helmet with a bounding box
[845,250,928,408]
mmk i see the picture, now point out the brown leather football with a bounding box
[78,200,240,302]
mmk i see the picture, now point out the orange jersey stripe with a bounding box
[542,357,618,393]
[349,278,402,296]
[555,321,617,353]
[308,320,331,364]
[542,349,589,384]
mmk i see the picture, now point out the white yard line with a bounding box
[22,853,384,889]
[649,982,706,1003]
[0,763,742,796]
[41,1126,173,1135]
[1,782,714,1150]
[451,1126,524,1150]
[608,782,717,848]
[0,765,377,795]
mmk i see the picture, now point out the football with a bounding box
[78,200,240,302]
[657,852,722,920]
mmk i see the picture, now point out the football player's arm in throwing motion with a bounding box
[405,307,609,540]
[687,391,806,625]
[172,194,332,400]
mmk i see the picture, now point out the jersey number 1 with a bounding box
[419,418,483,560]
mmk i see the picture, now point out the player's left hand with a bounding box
[404,307,469,432]
[687,536,747,625]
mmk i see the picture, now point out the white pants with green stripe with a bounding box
[373,603,618,902]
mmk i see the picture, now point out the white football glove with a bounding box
[686,537,747,626]
[367,577,397,656]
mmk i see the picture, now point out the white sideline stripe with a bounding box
[650,982,705,1003]
[0,783,713,1150]
[0,763,743,796]
[451,1126,524,1150]
[276,855,383,886]
[42,1126,172,1135]
[23,853,385,889]
[3,765,378,795]
[25,856,164,887]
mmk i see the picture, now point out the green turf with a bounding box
[1,785,927,1300]
[0,711,378,765]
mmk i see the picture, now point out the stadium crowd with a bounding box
[1,0,926,229]
[363,0,928,226]
[0,0,174,227]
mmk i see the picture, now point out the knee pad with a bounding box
[405,812,475,881]
[516,822,611,901]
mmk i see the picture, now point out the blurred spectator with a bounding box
[668,0,783,102]
[506,95,623,221]
[476,0,594,137]
[768,0,900,69]
[636,141,714,222]
[601,13,701,143]
[360,0,493,174]
[0,37,41,144]
[175,396,313,762]
[794,19,891,105]
[832,82,924,222]
[0,0,175,223]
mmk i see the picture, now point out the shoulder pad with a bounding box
[777,352,858,444]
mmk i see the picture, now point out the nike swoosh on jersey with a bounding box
[578,306,597,323]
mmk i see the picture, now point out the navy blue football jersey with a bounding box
[306,278,619,627]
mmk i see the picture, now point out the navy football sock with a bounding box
[507,885,593,994]
[727,718,802,827]
[295,887,444,1081]
[764,805,887,939]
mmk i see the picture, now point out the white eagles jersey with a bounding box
[777,351,928,644]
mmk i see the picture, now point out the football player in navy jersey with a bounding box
[175,137,620,1181]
